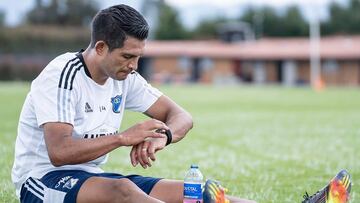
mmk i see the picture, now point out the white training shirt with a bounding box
[11,51,162,197]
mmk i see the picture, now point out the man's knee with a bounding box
[77,177,145,203]
[105,178,138,203]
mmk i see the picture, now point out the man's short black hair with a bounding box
[90,4,149,51]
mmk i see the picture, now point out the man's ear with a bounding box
[94,41,109,56]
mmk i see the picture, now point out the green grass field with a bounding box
[0,82,358,203]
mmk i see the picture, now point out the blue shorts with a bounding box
[20,170,162,203]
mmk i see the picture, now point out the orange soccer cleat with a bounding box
[302,169,352,203]
[203,179,230,203]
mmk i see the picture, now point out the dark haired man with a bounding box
[11,4,255,203]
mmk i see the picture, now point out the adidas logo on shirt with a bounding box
[85,102,93,113]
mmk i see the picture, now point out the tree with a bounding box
[322,0,360,35]
[64,0,98,26]
[279,5,308,36]
[0,10,4,27]
[191,17,228,39]
[347,0,360,33]
[154,2,189,40]
[256,6,282,37]
[241,6,282,37]
[240,5,308,37]
[241,7,262,38]
[183,5,309,40]
[26,0,98,26]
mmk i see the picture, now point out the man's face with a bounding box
[101,36,145,80]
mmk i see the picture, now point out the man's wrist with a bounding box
[155,129,172,146]
[115,133,127,146]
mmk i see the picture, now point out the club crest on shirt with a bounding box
[111,95,122,113]
[63,178,79,190]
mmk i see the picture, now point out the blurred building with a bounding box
[143,35,360,86]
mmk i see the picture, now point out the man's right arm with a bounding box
[44,119,168,167]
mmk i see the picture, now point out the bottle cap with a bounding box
[190,164,199,169]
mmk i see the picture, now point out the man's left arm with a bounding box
[130,95,193,168]
[145,95,193,143]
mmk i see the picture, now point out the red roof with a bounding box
[144,36,360,60]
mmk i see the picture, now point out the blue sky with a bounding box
[0,0,347,28]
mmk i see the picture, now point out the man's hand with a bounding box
[119,119,168,147]
[130,137,167,169]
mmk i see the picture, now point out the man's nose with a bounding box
[128,58,139,70]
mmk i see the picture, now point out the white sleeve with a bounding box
[31,63,78,127]
[125,73,162,112]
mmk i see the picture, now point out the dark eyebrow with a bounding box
[122,53,143,58]
[123,53,136,57]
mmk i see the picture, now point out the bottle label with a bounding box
[183,183,202,200]
[183,199,202,203]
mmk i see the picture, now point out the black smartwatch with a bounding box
[164,129,172,146]
[156,129,172,146]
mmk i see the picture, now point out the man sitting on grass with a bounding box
[11,4,255,203]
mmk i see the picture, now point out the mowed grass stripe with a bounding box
[0,82,358,203]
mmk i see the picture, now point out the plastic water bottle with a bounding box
[183,164,204,203]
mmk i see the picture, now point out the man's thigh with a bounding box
[78,178,185,203]
[77,173,164,203]
[149,179,184,203]
[77,176,157,203]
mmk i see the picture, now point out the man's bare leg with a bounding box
[77,177,164,203]
[150,179,256,203]
[149,179,184,203]
[227,195,257,203]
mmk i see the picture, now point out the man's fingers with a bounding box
[147,131,166,139]
[145,119,169,131]
[153,119,170,130]
[140,142,151,168]
[136,143,146,168]
[130,146,138,167]
[148,142,156,162]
